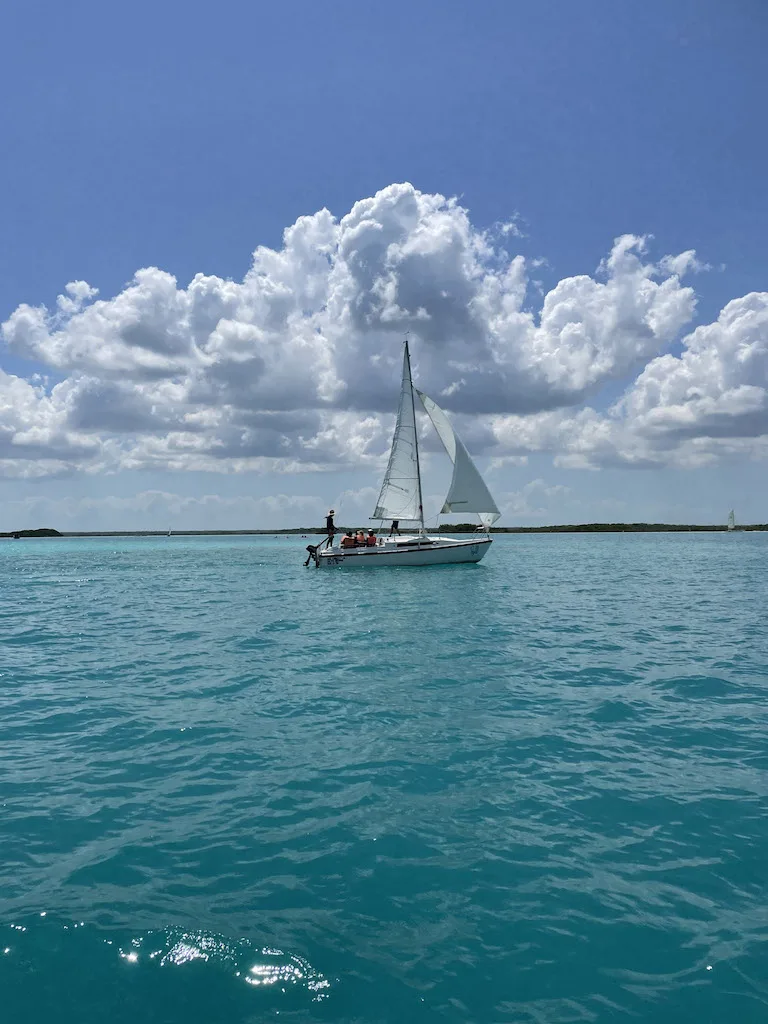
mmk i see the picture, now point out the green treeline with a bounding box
[2,524,766,538]
[0,528,62,538]
[442,523,768,533]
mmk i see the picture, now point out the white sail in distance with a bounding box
[372,345,424,523]
[417,390,501,526]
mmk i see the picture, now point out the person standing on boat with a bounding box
[325,509,335,548]
[389,519,400,536]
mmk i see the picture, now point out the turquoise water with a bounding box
[2,533,768,1023]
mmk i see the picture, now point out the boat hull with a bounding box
[316,536,492,568]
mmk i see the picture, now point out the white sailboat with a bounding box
[314,340,500,568]
[727,510,735,531]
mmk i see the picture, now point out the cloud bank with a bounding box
[2,183,766,480]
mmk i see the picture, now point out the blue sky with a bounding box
[1,0,767,530]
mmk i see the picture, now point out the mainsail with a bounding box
[372,344,424,524]
[417,390,501,526]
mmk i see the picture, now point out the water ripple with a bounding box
[2,533,768,1022]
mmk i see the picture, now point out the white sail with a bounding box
[417,390,500,525]
[372,345,424,523]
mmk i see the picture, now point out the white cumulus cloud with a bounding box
[486,290,768,470]
[1,182,765,482]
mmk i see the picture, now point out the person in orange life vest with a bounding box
[340,532,356,548]
[355,530,366,546]
[366,531,377,547]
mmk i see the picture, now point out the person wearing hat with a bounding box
[324,509,336,548]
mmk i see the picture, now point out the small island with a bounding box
[0,528,62,539]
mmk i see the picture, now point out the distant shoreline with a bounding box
[2,524,766,539]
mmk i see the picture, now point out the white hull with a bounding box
[316,535,492,568]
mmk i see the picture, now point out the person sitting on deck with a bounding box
[366,530,377,547]
[355,530,366,546]
[340,532,355,548]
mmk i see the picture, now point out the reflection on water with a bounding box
[1,918,330,1022]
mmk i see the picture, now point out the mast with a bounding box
[405,339,425,533]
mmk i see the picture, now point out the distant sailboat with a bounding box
[727,510,735,532]
[167,527,172,537]
[312,339,499,568]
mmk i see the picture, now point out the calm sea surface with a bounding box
[2,533,767,1023]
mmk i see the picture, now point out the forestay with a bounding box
[372,346,423,523]
[417,390,501,526]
